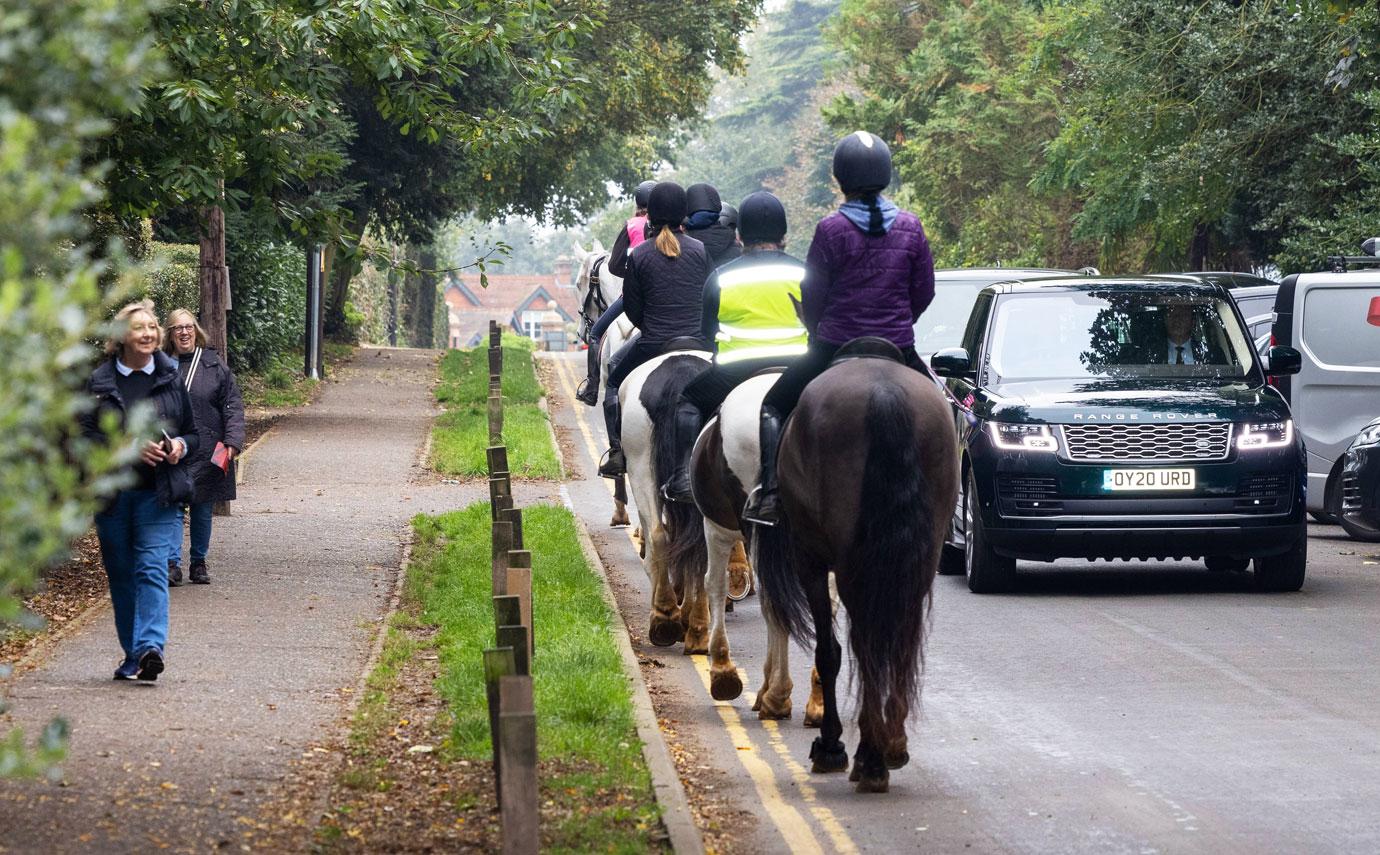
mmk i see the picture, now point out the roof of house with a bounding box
[444,273,582,345]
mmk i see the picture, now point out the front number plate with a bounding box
[1102,468,1196,491]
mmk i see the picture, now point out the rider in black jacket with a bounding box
[683,183,742,268]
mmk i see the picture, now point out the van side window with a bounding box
[1302,287,1380,368]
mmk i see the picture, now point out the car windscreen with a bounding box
[914,276,1013,351]
[986,290,1258,383]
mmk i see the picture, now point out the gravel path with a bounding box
[0,347,490,853]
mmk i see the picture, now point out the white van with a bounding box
[1272,241,1380,519]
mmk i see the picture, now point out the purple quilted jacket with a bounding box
[800,210,936,348]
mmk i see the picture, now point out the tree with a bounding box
[1,0,160,775]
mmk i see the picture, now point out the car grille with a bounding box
[1238,474,1291,499]
[997,474,1062,514]
[1343,473,1362,512]
[1061,423,1232,462]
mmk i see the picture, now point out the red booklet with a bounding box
[211,442,231,473]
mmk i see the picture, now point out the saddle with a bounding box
[662,335,709,354]
[830,336,904,366]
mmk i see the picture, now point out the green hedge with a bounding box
[226,241,306,372]
[138,242,201,320]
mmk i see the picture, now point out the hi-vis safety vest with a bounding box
[715,262,809,364]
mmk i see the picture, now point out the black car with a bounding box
[1341,417,1380,542]
[931,277,1307,593]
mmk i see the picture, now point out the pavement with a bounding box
[0,347,537,853]
[543,350,1380,855]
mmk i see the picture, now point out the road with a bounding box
[542,351,1380,855]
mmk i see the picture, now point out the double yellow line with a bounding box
[547,356,858,855]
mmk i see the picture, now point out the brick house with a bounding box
[443,260,582,350]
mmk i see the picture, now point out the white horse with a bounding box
[573,240,636,527]
[621,348,714,652]
[690,373,824,723]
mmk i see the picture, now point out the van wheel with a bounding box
[1253,524,1307,592]
[1340,513,1380,543]
[965,475,1016,593]
[1205,556,1250,572]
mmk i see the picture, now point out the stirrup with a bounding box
[575,377,598,406]
[598,448,625,479]
[742,486,780,527]
[660,474,694,504]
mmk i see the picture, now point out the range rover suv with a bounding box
[932,277,1307,593]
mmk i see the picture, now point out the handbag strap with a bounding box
[183,347,203,390]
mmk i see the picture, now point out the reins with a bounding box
[579,255,610,343]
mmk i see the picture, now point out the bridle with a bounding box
[579,254,610,343]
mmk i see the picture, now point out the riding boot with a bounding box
[661,401,703,503]
[743,407,785,526]
[599,393,626,478]
[575,336,600,406]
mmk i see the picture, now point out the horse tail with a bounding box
[749,511,813,646]
[651,369,706,585]
[844,381,935,743]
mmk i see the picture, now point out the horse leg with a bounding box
[647,522,684,647]
[611,475,631,527]
[883,691,910,770]
[754,606,793,719]
[704,526,742,698]
[806,570,847,773]
[727,540,752,600]
[681,539,710,656]
[804,573,839,727]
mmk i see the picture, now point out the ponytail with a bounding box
[862,191,883,236]
[654,224,681,258]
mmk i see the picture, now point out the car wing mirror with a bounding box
[931,347,973,378]
[1266,345,1302,376]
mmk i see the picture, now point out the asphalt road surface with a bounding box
[544,351,1380,855]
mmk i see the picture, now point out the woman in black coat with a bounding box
[80,301,200,681]
[164,308,246,586]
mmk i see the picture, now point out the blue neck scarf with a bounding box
[839,195,899,237]
[685,210,719,229]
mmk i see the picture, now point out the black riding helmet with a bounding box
[737,192,787,244]
[685,183,722,215]
[647,181,688,227]
[719,204,739,231]
[633,180,657,210]
[832,131,892,196]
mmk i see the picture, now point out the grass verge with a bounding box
[430,335,560,479]
[240,343,354,409]
[315,502,664,852]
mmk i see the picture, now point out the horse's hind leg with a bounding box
[804,573,839,727]
[647,522,685,647]
[681,537,710,656]
[611,475,631,527]
[806,568,847,774]
[704,525,741,697]
[754,608,793,719]
[883,691,910,770]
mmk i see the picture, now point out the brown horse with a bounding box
[751,346,958,792]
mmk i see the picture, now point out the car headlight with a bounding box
[1236,420,1293,450]
[990,423,1058,452]
[1351,422,1380,449]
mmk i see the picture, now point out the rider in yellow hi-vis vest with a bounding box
[661,191,808,502]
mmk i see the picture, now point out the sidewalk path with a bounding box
[0,348,462,853]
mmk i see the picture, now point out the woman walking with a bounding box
[164,308,245,586]
[80,301,199,681]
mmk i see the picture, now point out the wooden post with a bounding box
[505,553,533,660]
[493,594,521,628]
[498,675,538,855]
[502,507,524,550]
[489,346,503,380]
[497,625,529,676]
[489,392,503,442]
[489,475,511,520]
[483,647,517,799]
[486,446,510,477]
[491,520,513,595]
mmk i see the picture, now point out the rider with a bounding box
[742,131,937,525]
[576,180,656,406]
[597,181,714,477]
[661,191,808,502]
[683,183,743,267]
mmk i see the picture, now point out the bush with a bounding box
[137,242,200,319]
[226,240,307,372]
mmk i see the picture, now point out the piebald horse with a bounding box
[691,372,825,725]
[620,346,714,651]
[572,241,634,527]
[752,342,959,793]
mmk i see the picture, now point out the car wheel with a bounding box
[1309,511,1339,525]
[939,481,965,575]
[1339,512,1380,543]
[1205,556,1250,572]
[1253,523,1307,592]
[965,474,1016,594]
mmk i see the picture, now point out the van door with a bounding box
[1294,278,1380,509]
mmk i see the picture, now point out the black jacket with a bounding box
[81,351,200,508]
[178,347,246,504]
[685,221,742,268]
[622,233,713,346]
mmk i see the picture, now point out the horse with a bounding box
[573,240,635,527]
[750,341,959,793]
[690,372,826,725]
[620,345,714,652]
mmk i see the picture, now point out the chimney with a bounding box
[553,254,574,287]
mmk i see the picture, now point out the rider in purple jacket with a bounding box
[743,131,937,525]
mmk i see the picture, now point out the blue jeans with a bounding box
[181,501,214,564]
[94,489,178,656]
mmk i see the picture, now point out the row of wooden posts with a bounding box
[481,320,539,855]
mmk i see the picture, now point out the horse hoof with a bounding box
[754,694,791,720]
[682,637,709,656]
[648,616,686,647]
[855,773,890,794]
[803,707,823,728]
[849,758,861,782]
[885,749,910,771]
[710,669,743,701]
[810,738,849,773]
